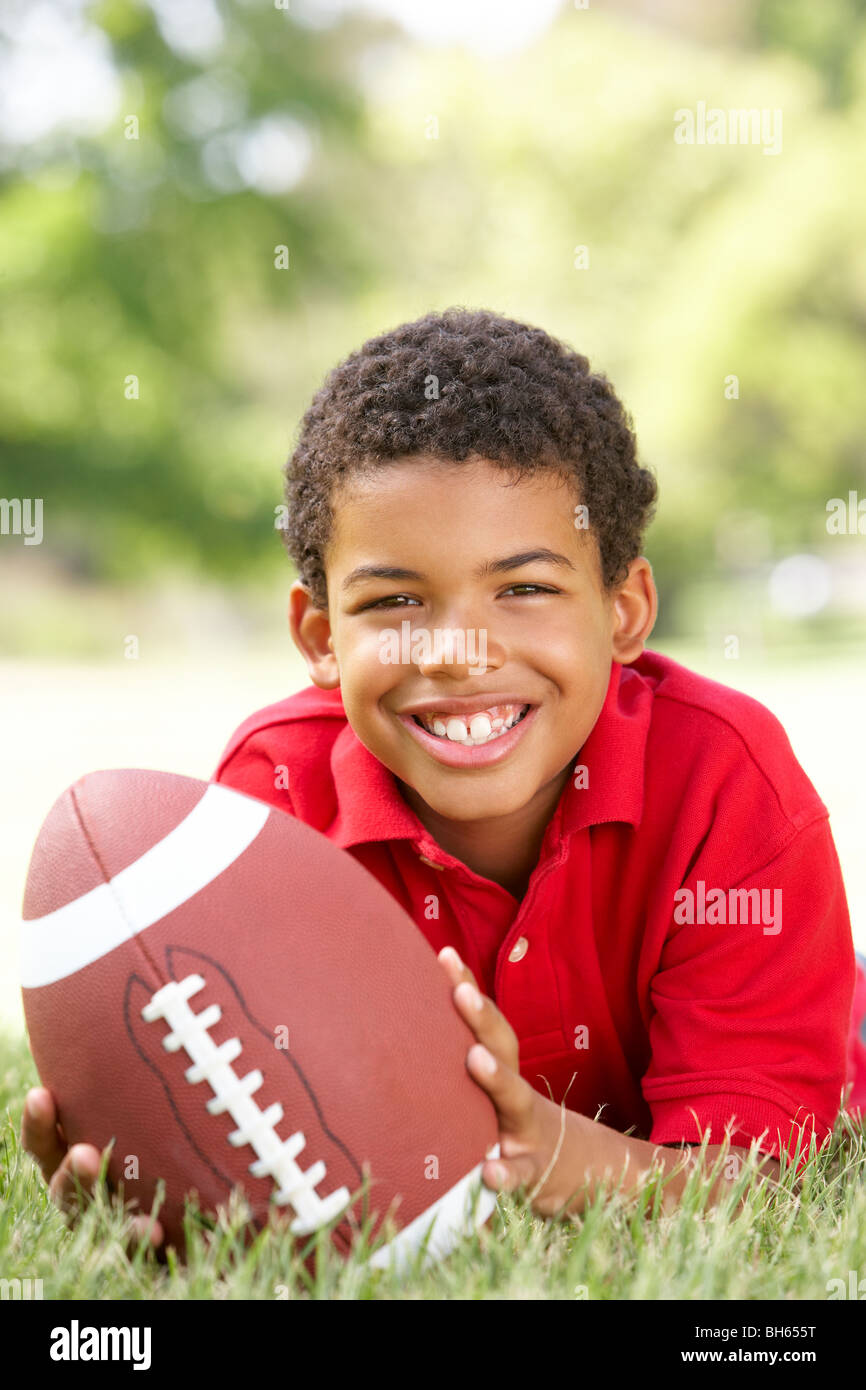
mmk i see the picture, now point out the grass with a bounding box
[3,1027,865,1302]
[2,642,864,1302]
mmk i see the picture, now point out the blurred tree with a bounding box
[754,0,866,107]
[0,0,395,579]
[1,0,864,651]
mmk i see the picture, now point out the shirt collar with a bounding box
[329,657,653,854]
[330,721,424,851]
[558,657,651,837]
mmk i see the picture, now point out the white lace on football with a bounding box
[141,973,351,1235]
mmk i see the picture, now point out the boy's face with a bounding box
[291,456,655,828]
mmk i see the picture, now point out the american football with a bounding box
[20,769,499,1267]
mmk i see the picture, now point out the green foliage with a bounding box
[0,0,377,580]
[755,0,866,106]
[1,1,865,642]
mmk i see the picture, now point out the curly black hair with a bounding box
[281,306,657,609]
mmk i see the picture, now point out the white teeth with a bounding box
[415,705,529,747]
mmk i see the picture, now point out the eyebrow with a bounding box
[340,549,577,592]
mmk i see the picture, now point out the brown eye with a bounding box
[361,594,421,610]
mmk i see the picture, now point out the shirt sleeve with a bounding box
[642,814,855,1166]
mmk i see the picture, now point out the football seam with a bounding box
[69,781,174,991]
[123,949,366,1246]
[122,968,354,1253]
[162,944,366,1191]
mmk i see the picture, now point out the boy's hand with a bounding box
[21,1087,165,1248]
[437,947,585,1218]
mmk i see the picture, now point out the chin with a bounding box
[418,780,533,823]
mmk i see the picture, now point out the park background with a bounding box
[1,0,864,1035]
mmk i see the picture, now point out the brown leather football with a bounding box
[21,769,499,1266]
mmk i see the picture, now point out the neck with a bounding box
[399,766,571,899]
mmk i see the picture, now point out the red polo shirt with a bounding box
[213,649,855,1164]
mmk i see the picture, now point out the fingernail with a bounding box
[439,946,463,969]
[488,1163,507,1186]
[474,1046,497,1076]
[457,982,483,1012]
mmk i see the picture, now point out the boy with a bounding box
[23,307,861,1242]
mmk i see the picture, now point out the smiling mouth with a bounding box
[411,703,531,748]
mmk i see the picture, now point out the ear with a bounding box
[289,581,340,689]
[610,557,658,665]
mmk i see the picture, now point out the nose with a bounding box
[412,618,502,680]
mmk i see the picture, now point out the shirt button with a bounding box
[508,936,529,963]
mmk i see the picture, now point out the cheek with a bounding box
[536,634,611,729]
[335,618,387,671]
[335,627,404,722]
[535,621,603,677]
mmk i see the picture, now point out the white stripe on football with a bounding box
[21,785,269,989]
